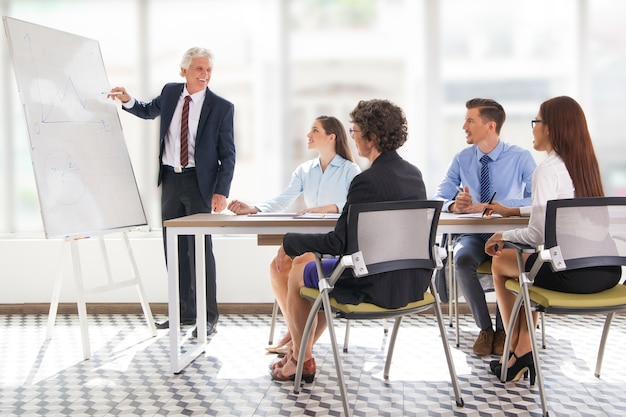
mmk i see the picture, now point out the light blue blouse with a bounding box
[255,154,361,213]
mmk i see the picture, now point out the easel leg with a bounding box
[46,239,68,340]
[122,232,156,335]
[70,239,91,360]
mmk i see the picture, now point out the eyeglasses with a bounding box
[349,128,361,136]
[531,119,545,128]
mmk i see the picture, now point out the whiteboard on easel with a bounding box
[3,17,147,238]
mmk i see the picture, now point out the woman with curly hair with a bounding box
[270,99,429,382]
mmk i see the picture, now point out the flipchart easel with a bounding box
[4,17,156,360]
[46,230,156,359]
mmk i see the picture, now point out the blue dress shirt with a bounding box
[255,154,361,213]
[434,140,536,211]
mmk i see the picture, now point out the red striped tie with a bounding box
[180,96,192,167]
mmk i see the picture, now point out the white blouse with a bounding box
[502,151,574,247]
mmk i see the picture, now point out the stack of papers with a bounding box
[248,213,340,219]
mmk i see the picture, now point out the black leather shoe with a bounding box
[155,319,196,329]
[192,322,217,337]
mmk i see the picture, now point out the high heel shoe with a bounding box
[505,352,536,385]
[489,351,514,375]
[271,357,316,383]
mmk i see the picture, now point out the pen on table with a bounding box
[482,191,497,216]
[102,91,123,95]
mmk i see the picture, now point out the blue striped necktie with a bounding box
[480,154,492,203]
[480,154,492,240]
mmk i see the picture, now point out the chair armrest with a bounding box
[313,251,369,288]
[503,241,536,254]
[433,244,447,270]
[501,242,566,282]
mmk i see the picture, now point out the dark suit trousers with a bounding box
[161,169,219,324]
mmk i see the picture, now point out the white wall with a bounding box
[0,233,276,304]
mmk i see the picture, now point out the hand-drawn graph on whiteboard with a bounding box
[3,17,147,238]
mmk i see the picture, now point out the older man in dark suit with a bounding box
[108,47,236,336]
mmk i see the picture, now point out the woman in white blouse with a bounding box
[228,116,361,353]
[484,96,621,384]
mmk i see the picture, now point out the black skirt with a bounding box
[526,253,622,294]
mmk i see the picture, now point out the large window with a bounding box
[1,0,625,234]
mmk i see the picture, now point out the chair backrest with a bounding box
[345,199,443,276]
[545,197,626,270]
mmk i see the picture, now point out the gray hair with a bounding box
[179,47,214,76]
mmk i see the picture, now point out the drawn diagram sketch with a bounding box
[3,17,147,238]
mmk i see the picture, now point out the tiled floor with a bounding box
[1,312,626,416]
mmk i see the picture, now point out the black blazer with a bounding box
[283,150,430,308]
[124,83,236,207]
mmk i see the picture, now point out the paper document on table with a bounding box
[248,213,298,217]
[456,213,502,218]
[294,213,341,219]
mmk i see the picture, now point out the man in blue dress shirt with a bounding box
[434,98,536,356]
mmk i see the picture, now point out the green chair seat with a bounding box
[300,287,435,316]
[505,280,626,310]
[476,259,493,275]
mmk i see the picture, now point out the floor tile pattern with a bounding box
[1,313,625,416]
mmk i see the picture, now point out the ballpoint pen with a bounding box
[482,191,497,216]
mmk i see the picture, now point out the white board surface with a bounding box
[3,17,146,238]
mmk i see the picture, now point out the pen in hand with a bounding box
[482,191,497,216]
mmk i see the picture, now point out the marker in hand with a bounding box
[482,191,497,216]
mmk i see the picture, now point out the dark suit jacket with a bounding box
[124,83,236,207]
[283,150,430,308]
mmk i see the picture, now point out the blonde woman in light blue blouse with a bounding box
[228,116,361,352]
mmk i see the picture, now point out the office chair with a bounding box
[292,200,464,417]
[498,197,626,417]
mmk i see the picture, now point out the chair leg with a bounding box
[324,294,352,416]
[383,317,402,379]
[344,319,388,354]
[293,295,322,392]
[431,282,464,407]
[501,291,523,381]
[521,287,549,417]
[293,292,352,417]
[343,319,351,353]
[540,312,546,349]
[268,299,279,345]
[595,312,615,378]
[502,283,549,416]
[454,268,460,348]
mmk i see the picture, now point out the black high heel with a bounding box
[506,352,535,385]
[489,351,514,375]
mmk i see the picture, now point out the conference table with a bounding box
[164,211,529,373]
